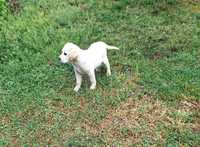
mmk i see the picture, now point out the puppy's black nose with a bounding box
[58,57,61,61]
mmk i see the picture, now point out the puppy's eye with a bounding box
[64,52,67,55]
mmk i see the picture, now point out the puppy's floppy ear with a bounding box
[68,49,79,62]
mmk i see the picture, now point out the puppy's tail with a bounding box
[106,45,119,50]
[105,43,119,50]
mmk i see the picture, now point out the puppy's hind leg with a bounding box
[103,57,111,76]
[74,70,82,92]
[88,70,96,90]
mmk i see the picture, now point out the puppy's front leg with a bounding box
[74,70,82,92]
[88,70,96,90]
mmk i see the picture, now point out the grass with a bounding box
[0,0,200,146]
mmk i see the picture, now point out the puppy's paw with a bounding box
[90,85,96,90]
[106,71,111,76]
[74,86,80,92]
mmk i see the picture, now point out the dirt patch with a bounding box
[181,0,200,13]
[81,95,168,145]
[0,115,11,125]
[80,95,200,146]
[45,98,75,114]
[178,100,200,133]
[179,100,200,112]
[3,96,199,146]
[7,0,21,14]
[102,88,118,97]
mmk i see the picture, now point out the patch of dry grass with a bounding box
[1,93,199,146]
[181,0,200,13]
[73,95,200,146]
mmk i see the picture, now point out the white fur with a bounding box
[59,41,119,92]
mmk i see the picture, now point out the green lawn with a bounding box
[0,0,200,146]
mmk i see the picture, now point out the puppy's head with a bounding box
[59,43,80,63]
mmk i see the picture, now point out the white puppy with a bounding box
[59,41,119,92]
